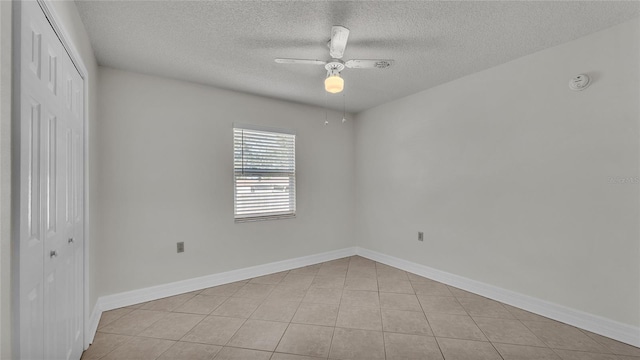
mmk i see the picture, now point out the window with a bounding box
[233,125,296,221]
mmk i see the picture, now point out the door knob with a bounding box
[68,238,74,244]
[50,250,58,258]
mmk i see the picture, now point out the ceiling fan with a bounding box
[275,26,394,94]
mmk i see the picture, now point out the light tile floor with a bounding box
[82,256,640,360]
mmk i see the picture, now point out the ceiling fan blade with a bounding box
[275,58,327,65]
[345,59,394,69]
[329,26,350,59]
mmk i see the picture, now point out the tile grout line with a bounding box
[375,267,387,360]
[329,276,346,355]
[152,298,228,359]
[91,334,136,360]
[268,272,307,358]
[413,279,448,360]
[219,280,284,354]
[453,290,557,358]
[95,300,189,360]
[152,293,223,359]
[465,312,507,360]
[506,310,556,354]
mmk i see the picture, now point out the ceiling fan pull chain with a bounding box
[342,92,346,123]
[324,91,329,126]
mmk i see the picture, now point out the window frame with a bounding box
[233,124,297,222]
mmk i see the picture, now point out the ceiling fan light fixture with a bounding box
[275,25,393,96]
[325,72,344,94]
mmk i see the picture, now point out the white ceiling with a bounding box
[75,1,639,113]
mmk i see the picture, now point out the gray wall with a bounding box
[95,67,355,297]
[354,18,640,327]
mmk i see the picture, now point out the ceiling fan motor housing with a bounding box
[325,61,346,72]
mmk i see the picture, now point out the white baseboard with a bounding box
[355,247,640,348]
[88,246,357,342]
[87,245,639,348]
[86,304,102,347]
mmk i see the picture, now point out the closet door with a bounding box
[17,3,46,359]
[17,1,85,359]
[62,43,85,360]
[41,9,70,359]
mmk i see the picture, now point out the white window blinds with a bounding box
[233,126,296,221]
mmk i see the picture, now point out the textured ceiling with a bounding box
[75,1,640,113]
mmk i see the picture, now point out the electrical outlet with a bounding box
[177,242,185,253]
[418,232,424,242]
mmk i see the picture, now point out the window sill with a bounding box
[234,214,296,223]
